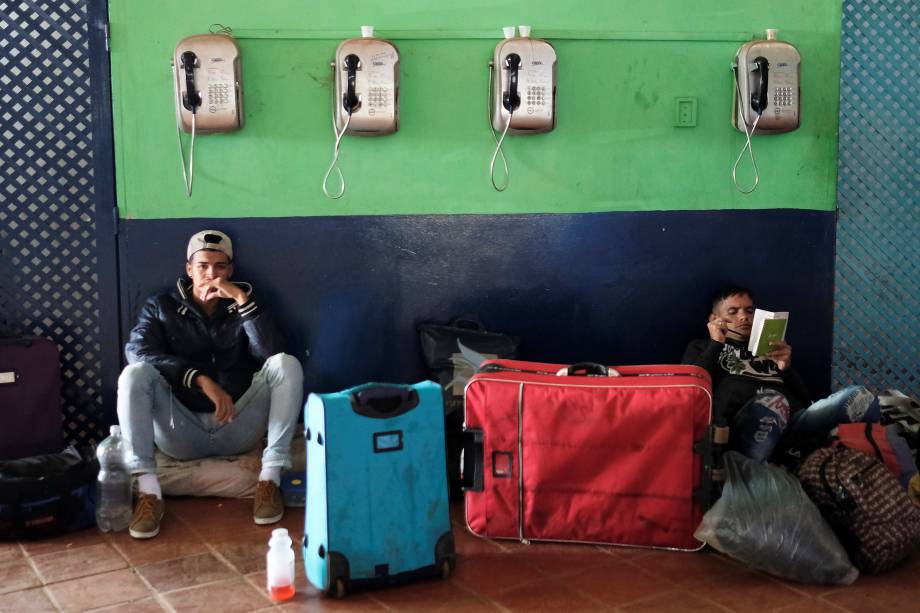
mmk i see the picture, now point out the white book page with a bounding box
[748,309,773,353]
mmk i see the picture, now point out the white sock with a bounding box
[259,466,281,485]
[137,473,162,499]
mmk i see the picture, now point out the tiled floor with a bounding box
[1,498,918,612]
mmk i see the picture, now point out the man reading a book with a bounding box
[681,285,810,461]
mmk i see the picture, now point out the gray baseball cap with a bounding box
[186,230,233,261]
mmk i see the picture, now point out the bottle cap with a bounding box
[518,25,531,38]
[361,25,374,38]
[765,28,778,40]
[269,527,291,547]
[502,26,516,39]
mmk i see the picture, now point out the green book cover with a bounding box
[749,310,789,357]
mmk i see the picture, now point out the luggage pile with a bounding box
[300,346,920,596]
[694,385,920,583]
[0,335,98,540]
[301,349,726,597]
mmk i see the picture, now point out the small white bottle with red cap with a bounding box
[266,528,296,601]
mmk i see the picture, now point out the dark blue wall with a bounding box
[119,210,835,398]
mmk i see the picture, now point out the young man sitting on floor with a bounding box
[117,230,303,538]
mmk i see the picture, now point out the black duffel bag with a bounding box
[0,445,98,540]
[418,316,519,500]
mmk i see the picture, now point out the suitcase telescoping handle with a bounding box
[349,385,420,418]
[557,362,621,377]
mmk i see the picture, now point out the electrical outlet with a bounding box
[674,97,698,127]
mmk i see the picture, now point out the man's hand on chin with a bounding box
[199,278,246,305]
[198,284,220,304]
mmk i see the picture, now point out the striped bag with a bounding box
[797,446,920,574]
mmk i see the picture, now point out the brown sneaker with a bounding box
[129,494,165,539]
[253,480,284,525]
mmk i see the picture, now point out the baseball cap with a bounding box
[186,230,233,261]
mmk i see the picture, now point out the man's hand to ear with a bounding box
[707,315,727,343]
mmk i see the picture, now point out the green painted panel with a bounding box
[109,0,841,219]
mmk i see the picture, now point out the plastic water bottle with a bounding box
[266,528,296,601]
[95,425,133,532]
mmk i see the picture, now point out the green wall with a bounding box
[109,0,841,219]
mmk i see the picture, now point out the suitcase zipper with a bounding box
[517,382,530,544]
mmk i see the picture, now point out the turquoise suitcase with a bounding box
[304,381,455,597]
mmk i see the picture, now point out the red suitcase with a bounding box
[462,359,715,551]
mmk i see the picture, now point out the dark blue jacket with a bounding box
[125,278,284,412]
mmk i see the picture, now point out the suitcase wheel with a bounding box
[326,577,346,599]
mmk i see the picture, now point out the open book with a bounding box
[748,309,789,357]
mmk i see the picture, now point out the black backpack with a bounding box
[0,446,98,540]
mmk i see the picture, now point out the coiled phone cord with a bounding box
[488,62,511,192]
[731,67,761,194]
[322,111,351,200]
[176,111,196,197]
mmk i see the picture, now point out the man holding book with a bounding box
[681,285,810,461]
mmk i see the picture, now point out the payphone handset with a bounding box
[488,26,557,192]
[171,32,243,196]
[323,26,400,199]
[730,29,801,193]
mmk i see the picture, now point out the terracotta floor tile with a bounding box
[209,528,269,574]
[275,589,389,612]
[774,598,851,612]
[19,526,110,556]
[618,590,728,612]
[596,544,660,561]
[511,543,626,579]
[89,596,168,612]
[108,518,207,566]
[136,552,237,593]
[452,527,511,555]
[770,576,852,600]
[821,575,920,613]
[489,577,609,612]
[31,542,127,584]
[268,579,391,611]
[161,577,272,613]
[631,550,741,589]
[0,557,41,595]
[563,560,670,607]
[692,570,808,613]
[0,543,22,563]
[369,576,501,612]
[0,586,56,613]
[170,497,258,538]
[45,568,151,612]
[450,552,547,597]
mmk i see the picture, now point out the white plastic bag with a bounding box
[694,451,858,585]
